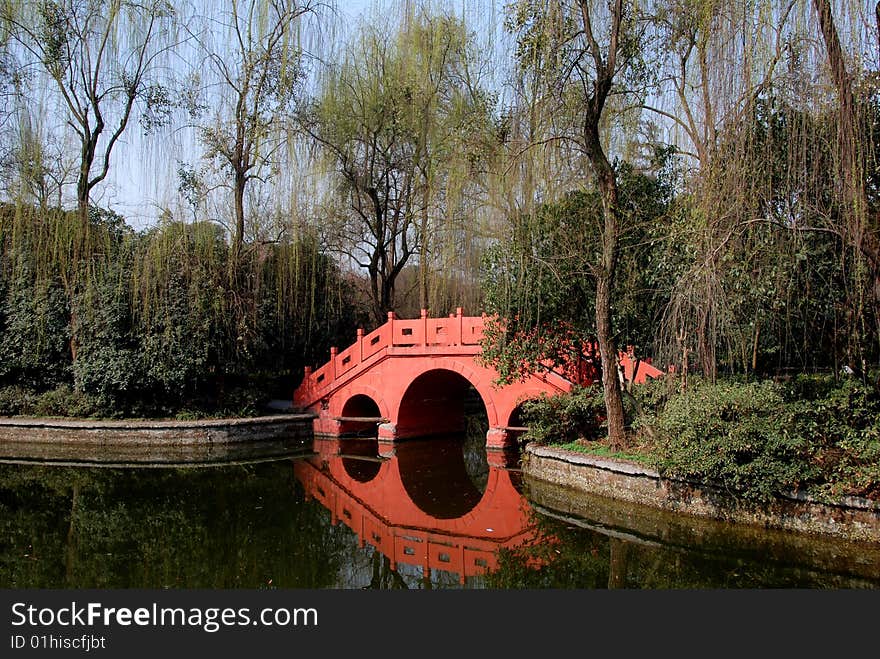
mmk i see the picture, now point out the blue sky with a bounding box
[102,0,500,230]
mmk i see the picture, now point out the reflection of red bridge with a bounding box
[293,309,663,450]
[294,438,537,584]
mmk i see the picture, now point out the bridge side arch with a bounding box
[323,384,392,437]
[330,384,390,418]
[505,387,556,426]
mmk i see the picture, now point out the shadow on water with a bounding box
[484,477,880,589]
[1,415,878,588]
[0,435,314,469]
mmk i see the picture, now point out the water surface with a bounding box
[1,433,878,589]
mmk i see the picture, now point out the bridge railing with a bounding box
[295,308,667,409]
[387,308,485,348]
[296,308,486,405]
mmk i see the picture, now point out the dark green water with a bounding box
[1,433,878,589]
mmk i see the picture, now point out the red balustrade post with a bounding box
[387,311,395,346]
[356,328,364,364]
[455,307,463,346]
[420,308,428,347]
[329,347,337,381]
[302,366,312,397]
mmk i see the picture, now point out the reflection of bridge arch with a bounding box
[298,438,537,584]
[339,438,383,483]
[395,436,486,519]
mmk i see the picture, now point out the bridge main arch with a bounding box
[387,361,499,440]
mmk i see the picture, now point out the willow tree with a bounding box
[646,1,880,378]
[0,0,177,366]
[813,0,880,304]
[0,107,78,210]
[399,8,497,312]
[642,1,880,379]
[0,46,19,193]
[302,9,494,325]
[186,0,316,270]
[0,0,177,223]
[502,0,643,449]
[641,0,802,380]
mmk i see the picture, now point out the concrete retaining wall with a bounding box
[522,444,880,544]
[0,414,316,445]
[0,414,317,465]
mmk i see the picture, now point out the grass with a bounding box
[557,439,654,466]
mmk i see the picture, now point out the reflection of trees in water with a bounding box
[355,547,485,590]
[367,551,409,590]
[0,463,348,588]
[330,536,483,589]
[485,512,880,589]
[462,386,490,492]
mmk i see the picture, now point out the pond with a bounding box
[1,428,878,589]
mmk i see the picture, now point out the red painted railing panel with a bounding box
[461,317,485,345]
[427,318,452,345]
[335,343,358,377]
[392,318,422,346]
[362,325,389,360]
[313,363,332,387]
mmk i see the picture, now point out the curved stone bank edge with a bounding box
[522,444,880,545]
[0,413,317,446]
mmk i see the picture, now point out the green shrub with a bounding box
[31,386,101,419]
[638,375,880,503]
[0,386,37,416]
[519,387,607,445]
[647,380,818,503]
[785,376,880,500]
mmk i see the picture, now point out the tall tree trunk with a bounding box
[876,2,880,67]
[419,200,429,311]
[584,121,627,450]
[573,0,628,449]
[70,133,98,373]
[232,170,246,270]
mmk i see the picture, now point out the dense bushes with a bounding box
[517,387,607,446]
[0,203,360,418]
[519,374,880,503]
[644,379,818,502]
[651,377,880,502]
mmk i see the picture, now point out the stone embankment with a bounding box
[0,414,316,465]
[522,444,880,544]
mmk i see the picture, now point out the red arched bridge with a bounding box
[292,308,663,450]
